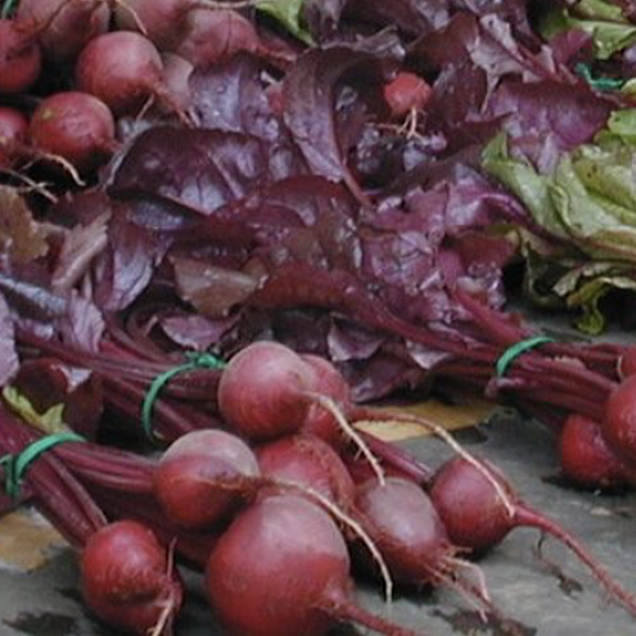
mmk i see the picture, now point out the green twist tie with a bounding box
[496,336,556,378]
[0,0,18,18]
[575,63,624,92]
[142,352,227,441]
[0,432,85,499]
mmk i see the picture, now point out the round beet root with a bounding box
[218,341,316,441]
[75,31,165,116]
[560,414,633,490]
[604,374,636,466]
[0,107,28,167]
[208,493,419,636]
[153,429,260,530]
[16,0,110,63]
[29,91,115,173]
[81,520,182,635]
[0,19,42,94]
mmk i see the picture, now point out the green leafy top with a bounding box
[256,0,315,45]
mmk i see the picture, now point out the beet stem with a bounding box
[326,593,424,636]
[515,504,636,619]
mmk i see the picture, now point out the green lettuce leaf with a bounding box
[256,0,314,45]
[483,118,636,332]
[538,0,636,60]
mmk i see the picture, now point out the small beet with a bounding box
[29,91,116,173]
[560,414,633,490]
[604,374,636,465]
[81,520,182,635]
[0,107,28,167]
[218,341,316,441]
[75,31,167,116]
[0,19,42,94]
[153,429,260,530]
[16,0,110,63]
[256,434,356,506]
[300,354,351,447]
[431,456,636,619]
[383,72,432,118]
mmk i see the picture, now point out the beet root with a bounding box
[560,414,634,490]
[431,457,636,619]
[81,520,182,635]
[218,341,316,441]
[256,433,356,506]
[29,91,116,173]
[604,374,636,466]
[0,19,42,94]
[207,493,423,636]
[153,429,260,530]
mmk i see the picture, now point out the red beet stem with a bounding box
[324,591,424,636]
[514,504,636,619]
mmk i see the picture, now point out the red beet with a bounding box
[75,31,172,116]
[207,493,422,636]
[354,477,460,587]
[114,0,190,50]
[604,374,636,466]
[153,429,260,530]
[0,107,28,167]
[430,457,636,619]
[16,0,110,63]
[218,341,316,441]
[383,72,432,118]
[161,53,192,111]
[618,346,636,379]
[560,414,633,490]
[174,9,260,69]
[81,520,182,635]
[29,91,116,173]
[0,19,42,94]
[256,434,356,506]
[300,354,350,447]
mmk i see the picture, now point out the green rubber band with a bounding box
[575,63,624,92]
[141,352,227,441]
[496,336,556,378]
[0,432,85,499]
[0,0,18,18]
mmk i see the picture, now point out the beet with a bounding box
[383,72,432,118]
[300,354,350,447]
[174,9,259,69]
[430,457,636,619]
[153,429,260,530]
[207,493,422,636]
[256,434,356,506]
[75,31,170,116]
[161,53,192,111]
[114,0,190,50]
[29,91,116,173]
[618,346,636,379]
[560,413,634,490]
[0,19,42,94]
[0,107,28,167]
[16,0,110,63]
[604,374,636,466]
[81,520,183,635]
[218,341,316,441]
[354,477,458,587]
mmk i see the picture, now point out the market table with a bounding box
[1,407,636,636]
